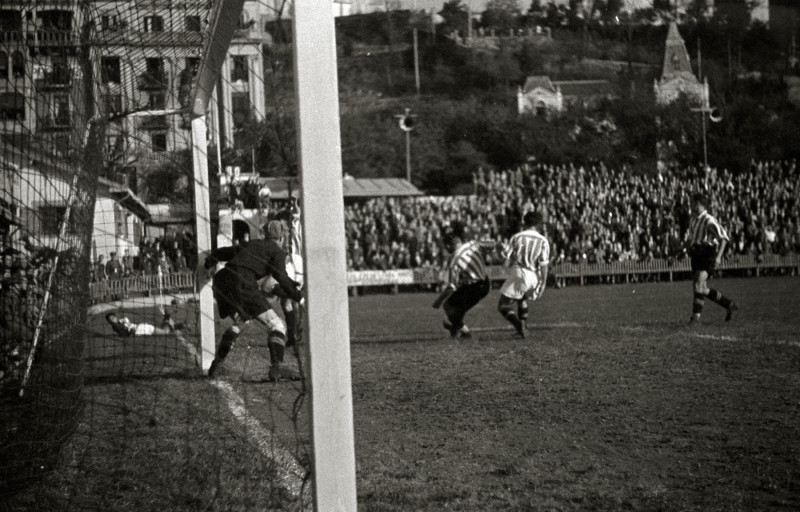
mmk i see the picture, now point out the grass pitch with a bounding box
[3,276,799,511]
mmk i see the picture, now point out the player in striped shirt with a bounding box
[498,211,550,338]
[684,192,738,324]
[432,221,496,338]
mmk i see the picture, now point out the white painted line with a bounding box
[210,379,308,503]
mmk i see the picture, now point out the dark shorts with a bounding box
[212,266,268,321]
[447,279,491,313]
[690,245,717,275]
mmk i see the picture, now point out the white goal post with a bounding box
[188,0,357,509]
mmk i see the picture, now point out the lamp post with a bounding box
[395,108,415,182]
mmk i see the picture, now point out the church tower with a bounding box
[654,22,709,106]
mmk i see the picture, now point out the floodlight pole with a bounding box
[292,2,358,510]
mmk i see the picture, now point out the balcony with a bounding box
[137,72,167,91]
[30,29,76,47]
[0,31,24,43]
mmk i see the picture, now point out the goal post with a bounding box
[292,3,358,510]
[188,0,247,372]
[188,0,358,507]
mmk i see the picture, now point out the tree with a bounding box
[438,0,469,37]
[482,0,521,33]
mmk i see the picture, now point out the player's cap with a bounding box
[264,220,285,240]
[523,210,544,227]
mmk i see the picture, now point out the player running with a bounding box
[432,220,498,338]
[498,210,550,338]
[685,191,738,324]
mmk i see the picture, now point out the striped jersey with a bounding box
[446,240,495,289]
[685,210,729,248]
[504,228,550,271]
[287,206,303,261]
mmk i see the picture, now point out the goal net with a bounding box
[1,0,355,508]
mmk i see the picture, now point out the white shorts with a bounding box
[260,308,286,336]
[134,323,155,336]
[499,266,542,301]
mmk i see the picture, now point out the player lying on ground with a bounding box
[105,310,183,337]
[498,210,550,338]
[202,221,303,381]
[432,220,500,338]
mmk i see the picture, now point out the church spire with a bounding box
[660,21,696,83]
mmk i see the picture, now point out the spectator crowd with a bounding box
[91,232,196,283]
[86,159,799,276]
[344,159,800,270]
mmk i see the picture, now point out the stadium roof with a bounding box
[232,175,422,198]
[342,177,422,198]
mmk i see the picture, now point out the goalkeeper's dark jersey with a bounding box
[206,239,301,302]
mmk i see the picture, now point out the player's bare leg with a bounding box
[689,270,709,324]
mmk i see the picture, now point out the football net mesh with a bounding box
[1,0,313,508]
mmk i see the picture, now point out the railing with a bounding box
[89,272,195,303]
[89,254,800,303]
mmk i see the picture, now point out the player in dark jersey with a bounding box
[684,192,738,324]
[203,223,303,381]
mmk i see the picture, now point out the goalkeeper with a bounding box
[202,222,303,381]
[497,210,550,338]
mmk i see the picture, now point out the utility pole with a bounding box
[395,108,415,182]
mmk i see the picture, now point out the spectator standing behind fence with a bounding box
[93,254,107,282]
[122,249,135,276]
[173,249,188,273]
[106,252,124,280]
[157,251,173,276]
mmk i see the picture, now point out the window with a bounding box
[146,57,163,76]
[101,14,120,30]
[148,91,165,109]
[39,205,69,235]
[143,15,163,32]
[101,56,121,84]
[0,92,25,120]
[151,132,167,152]
[231,56,248,82]
[231,92,250,130]
[53,94,69,125]
[185,15,201,32]
[0,52,7,81]
[11,51,23,79]
[54,134,70,154]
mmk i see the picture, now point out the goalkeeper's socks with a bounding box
[706,288,733,309]
[268,331,287,365]
[217,326,240,361]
